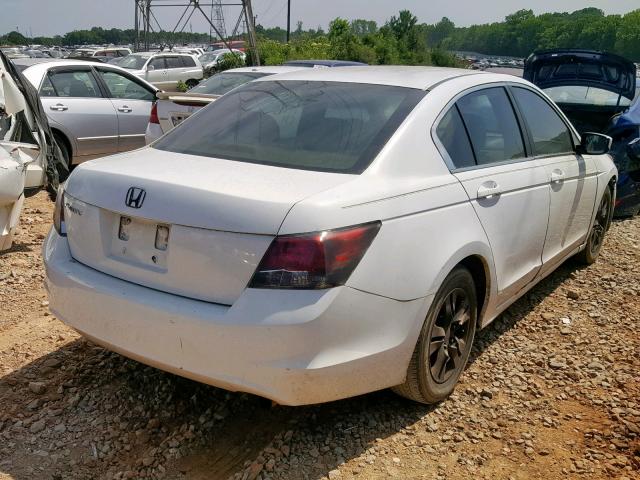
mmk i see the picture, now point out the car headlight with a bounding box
[53,184,66,237]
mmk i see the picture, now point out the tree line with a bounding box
[2,7,639,62]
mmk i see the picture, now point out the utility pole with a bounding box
[286,0,291,42]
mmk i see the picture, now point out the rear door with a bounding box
[436,86,550,305]
[163,56,184,89]
[95,67,156,151]
[39,66,119,158]
[510,85,599,266]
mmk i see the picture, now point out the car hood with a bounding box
[524,49,637,100]
[64,147,354,235]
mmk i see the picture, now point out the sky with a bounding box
[2,0,639,37]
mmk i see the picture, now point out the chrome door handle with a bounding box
[477,181,501,199]
[117,106,132,113]
[50,103,68,111]
[550,169,565,184]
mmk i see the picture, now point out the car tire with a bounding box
[185,79,198,89]
[393,266,477,404]
[576,187,612,265]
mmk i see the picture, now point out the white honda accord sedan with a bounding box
[44,66,617,405]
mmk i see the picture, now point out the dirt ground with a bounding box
[0,191,638,480]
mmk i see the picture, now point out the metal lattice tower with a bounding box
[133,0,259,64]
[210,0,227,41]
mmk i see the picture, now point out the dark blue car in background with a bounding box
[525,49,640,216]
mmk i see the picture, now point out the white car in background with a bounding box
[118,52,203,90]
[145,65,303,143]
[45,66,616,405]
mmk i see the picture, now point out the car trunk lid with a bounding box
[63,147,353,304]
[524,49,637,100]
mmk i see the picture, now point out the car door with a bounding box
[39,66,118,159]
[437,86,550,306]
[163,56,184,89]
[144,57,168,88]
[510,86,599,267]
[95,67,156,151]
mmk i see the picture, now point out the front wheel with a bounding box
[185,79,199,89]
[577,187,612,265]
[393,267,477,404]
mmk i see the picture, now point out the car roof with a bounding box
[223,65,308,75]
[16,59,158,89]
[284,59,367,67]
[253,65,484,90]
[134,51,194,57]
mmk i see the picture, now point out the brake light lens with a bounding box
[249,222,381,289]
[53,185,66,237]
[149,102,159,124]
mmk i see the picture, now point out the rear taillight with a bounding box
[53,185,66,237]
[149,102,159,124]
[249,222,380,289]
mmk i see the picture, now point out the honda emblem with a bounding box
[125,187,146,209]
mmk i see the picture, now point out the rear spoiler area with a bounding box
[155,91,220,106]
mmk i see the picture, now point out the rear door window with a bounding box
[165,57,183,69]
[98,70,154,101]
[512,87,575,156]
[181,56,196,67]
[457,87,526,166]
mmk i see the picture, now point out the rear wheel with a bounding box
[393,267,477,404]
[577,187,612,264]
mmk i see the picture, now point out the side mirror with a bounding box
[627,137,640,160]
[576,132,612,155]
[147,64,155,71]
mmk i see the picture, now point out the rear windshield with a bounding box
[153,80,425,173]
[189,72,267,95]
[545,85,638,107]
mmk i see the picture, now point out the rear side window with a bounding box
[153,81,425,173]
[181,56,196,67]
[512,87,574,156]
[165,57,183,69]
[435,107,475,169]
[457,87,525,166]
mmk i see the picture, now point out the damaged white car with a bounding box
[0,51,64,251]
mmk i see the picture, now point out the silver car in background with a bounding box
[16,59,158,167]
[117,52,204,90]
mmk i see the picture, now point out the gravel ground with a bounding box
[0,192,638,480]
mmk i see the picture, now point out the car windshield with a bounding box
[189,72,267,95]
[118,55,148,70]
[545,86,635,107]
[154,80,425,173]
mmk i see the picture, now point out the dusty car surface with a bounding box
[44,66,616,405]
[524,49,640,216]
[145,65,305,143]
[16,59,158,167]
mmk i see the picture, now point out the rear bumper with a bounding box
[43,230,430,405]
